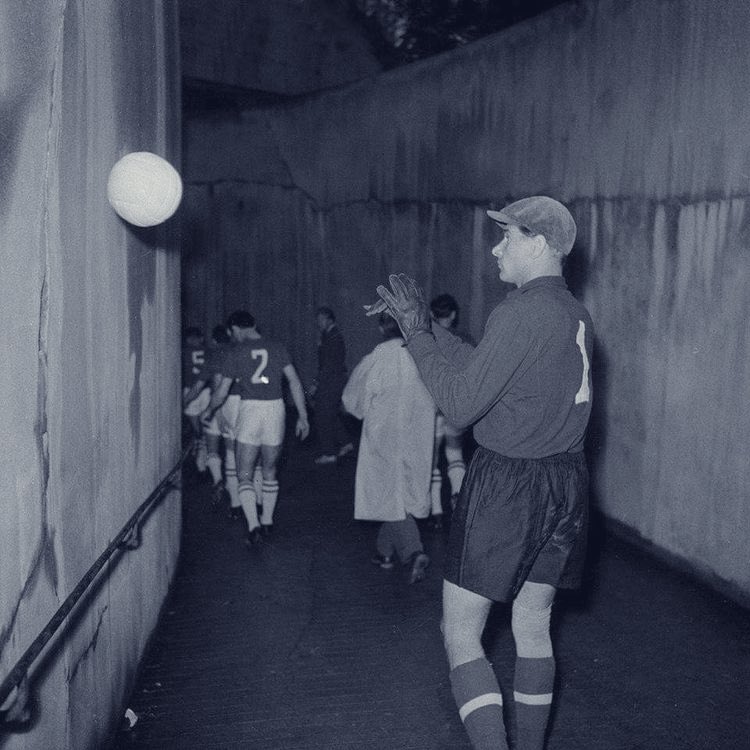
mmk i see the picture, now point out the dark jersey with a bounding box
[182,344,206,387]
[214,338,292,401]
[408,276,594,458]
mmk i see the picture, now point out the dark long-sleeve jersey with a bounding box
[317,325,347,380]
[407,276,594,459]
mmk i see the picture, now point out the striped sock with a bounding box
[224,450,240,509]
[430,468,443,515]
[239,481,259,531]
[513,656,555,750]
[260,479,279,526]
[194,436,208,472]
[206,452,223,486]
[450,658,508,750]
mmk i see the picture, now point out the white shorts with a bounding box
[204,394,241,440]
[435,412,464,440]
[235,399,286,446]
[183,387,211,417]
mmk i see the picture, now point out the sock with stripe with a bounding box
[449,657,508,750]
[194,436,208,472]
[239,481,259,531]
[206,452,223,486]
[445,447,466,495]
[513,656,555,750]
[511,595,555,750]
[430,468,443,516]
[224,449,240,509]
[260,479,279,526]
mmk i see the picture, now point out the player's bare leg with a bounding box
[443,580,508,750]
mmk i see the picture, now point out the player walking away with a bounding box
[427,294,475,530]
[311,306,353,465]
[342,313,435,584]
[185,323,241,514]
[367,196,593,750]
[206,324,244,516]
[182,327,210,474]
[202,310,310,546]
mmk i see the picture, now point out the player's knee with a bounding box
[442,621,485,668]
[261,464,278,481]
[442,615,474,651]
[511,601,553,658]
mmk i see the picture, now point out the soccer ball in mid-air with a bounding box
[107,151,183,227]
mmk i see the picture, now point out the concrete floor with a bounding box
[111,439,750,749]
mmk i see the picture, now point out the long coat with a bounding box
[342,338,436,522]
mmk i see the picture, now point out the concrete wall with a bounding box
[180,0,381,95]
[182,0,750,603]
[0,2,182,748]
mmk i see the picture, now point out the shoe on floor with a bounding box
[314,454,337,465]
[228,506,243,521]
[261,524,273,537]
[450,492,460,510]
[337,442,354,458]
[244,528,263,547]
[370,554,395,570]
[428,514,443,531]
[408,552,430,584]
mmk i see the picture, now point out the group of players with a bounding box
[181,194,593,750]
[181,311,309,546]
[181,296,471,544]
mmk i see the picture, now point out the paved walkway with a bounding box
[112,439,750,749]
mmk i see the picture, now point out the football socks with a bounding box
[450,658,508,750]
[238,481,260,531]
[224,449,240,509]
[430,468,443,516]
[260,479,279,526]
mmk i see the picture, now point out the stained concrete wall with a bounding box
[180,0,381,95]
[183,0,750,604]
[0,2,182,748]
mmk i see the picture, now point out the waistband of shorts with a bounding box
[475,445,585,466]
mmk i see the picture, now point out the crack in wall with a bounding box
[186,177,492,214]
[67,605,108,685]
[0,0,67,660]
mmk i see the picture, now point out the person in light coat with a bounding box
[342,313,436,583]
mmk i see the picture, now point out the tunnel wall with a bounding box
[180,0,381,95]
[182,0,750,602]
[0,2,182,748]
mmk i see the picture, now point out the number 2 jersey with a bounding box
[407,276,594,458]
[212,337,292,401]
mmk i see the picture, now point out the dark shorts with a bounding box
[444,446,589,602]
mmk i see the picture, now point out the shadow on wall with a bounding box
[564,221,610,604]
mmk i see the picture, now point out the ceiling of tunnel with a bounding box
[180,0,572,108]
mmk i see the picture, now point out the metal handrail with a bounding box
[0,447,189,725]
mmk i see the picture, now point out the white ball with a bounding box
[107,152,183,227]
